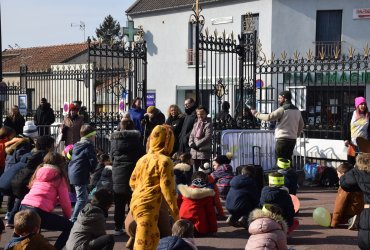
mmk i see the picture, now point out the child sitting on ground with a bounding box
[178,171,217,235]
[276,158,298,195]
[66,188,115,250]
[225,165,259,228]
[260,172,297,234]
[95,159,113,193]
[331,162,364,229]
[5,209,54,250]
[210,155,234,199]
[245,204,288,250]
[89,154,109,191]
[174,153,194,207]
[157,219,198,250]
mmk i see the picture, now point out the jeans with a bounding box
[20,205,73,250]
[114,192,131,230]
[89,234,115,250]
[71,185,88,222]
[8,198,21,224]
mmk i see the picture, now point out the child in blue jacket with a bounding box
[68,125,98,222]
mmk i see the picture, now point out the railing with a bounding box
[314,41,342,59]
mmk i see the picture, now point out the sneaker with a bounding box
[0,208,7,214]
[114,229,124,236]
[348,215,359,230]
[226,215,240,227]
[237,216,249,228]
[4,212,10,220]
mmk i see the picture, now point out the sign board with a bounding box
[63,102,69,116]
[353,8,370,19]
[18,94,27,116]
[146,92,156,107]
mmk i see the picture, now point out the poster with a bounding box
[147,92,156,107]
[18,94,27,116]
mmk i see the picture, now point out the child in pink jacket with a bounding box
[20,152,73,250]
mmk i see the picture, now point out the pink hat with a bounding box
[355,97,367,108]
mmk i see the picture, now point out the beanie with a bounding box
[199,162,211,174]
[69,103,77,111]
[23,121,39,138]
[279,91,292,100]
[355,97,367,109]
[214,155,231,165]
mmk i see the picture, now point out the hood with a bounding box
[177,184,214,199]
[76,203,105,226]
[72,138,93,155]
[35,164,62,182]
[148,125,174,156]
[110,130,141,140]
[248,208,288,234]
[5,137,31,155]
[174,163,192,172]
[356,153,370,172]
[231,175,256,189]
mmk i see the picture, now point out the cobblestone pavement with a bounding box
[0,186,359,250]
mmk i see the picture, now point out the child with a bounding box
[245,204,288,250]
[276,158,298,195]
[5,209,54,250]
[173,153,193,186]
[66,189,115,250]
[210,155,234,199]
[178,171,217,235]
[331,162,364,229]
[68,125,98,223]
[225,165,259,228]
[260,172,297,234]
[157,219,198,250]
[89,154,109,191]
[95,159,113,192]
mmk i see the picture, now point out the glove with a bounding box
[190,143,198,150]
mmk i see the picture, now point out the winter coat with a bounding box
[340,152,370,250]
[178,184,217,234]
[245,209,288,250]
[96,165,113,192]
[5,137,33,171]
[21,164,72,218]
[157,236,197,250]
[173,163,193,186]
[66,203,107,250]
[278,167,298,195]
[166,115,185,153]
[68,138,97,186]
[211,164,234,199]
[89,163,105,188]
[34,103,55,136]
[11,150,47,199]
[143,110,166,142]
[5,233,55,250]
[226,175,259,218]
[128,107,145,134]
[61,115,85,146]
[4,114,25,135]
[178,106,197,153]
[0,138,9,169]
[331,186,364,227]
[188,118,213,160]
[259,186,295,227]
[78,107,89,124]
[110,130,144,194]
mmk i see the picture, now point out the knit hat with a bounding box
[23,121,38,138]
[213,155,231,165]
[279,91,292,100]
[355,97,367,108]
[69,103,77,111]
[199,162,211,174]
[147,106,156,113]
[191,178,207,188]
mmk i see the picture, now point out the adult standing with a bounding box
[4,105,25,135]
[142,106,165,146]
[34,98,55,136]
[189,106,213,171]
[344,96,370,165]
[110,118,145,235]
[73,100,89,124]
[165,104,184,154]
[60,103,85,146]
[251,91,304,162]
[128,97,146,135]
[178,98,197,153]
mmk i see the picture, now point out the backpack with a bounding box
[319,166,339,187]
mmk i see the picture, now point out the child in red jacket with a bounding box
[178,171,217,235]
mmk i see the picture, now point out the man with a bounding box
[251,91,304,162]
[73,100,89,124]
[33,98,55,136]
[178,98,197,153]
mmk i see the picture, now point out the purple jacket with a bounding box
[211,164,234,199]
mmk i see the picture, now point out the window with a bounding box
[316,10,342,58]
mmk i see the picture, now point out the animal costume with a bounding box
[130,125,179,250]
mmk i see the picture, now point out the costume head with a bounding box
[148,125,174,156]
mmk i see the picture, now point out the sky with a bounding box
[2,0,134,49]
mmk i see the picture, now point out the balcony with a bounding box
[314,41,342,59]
[187,49,203,65]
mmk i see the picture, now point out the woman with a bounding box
[4,105,25,135]
[20,152,73,250]
[189,106,213,171]
[130,125,179,250]
[110,118,145,235]
[345,96,370,165]
[61,103,85,145]
[166,104,184,154]
[128,97,146,135]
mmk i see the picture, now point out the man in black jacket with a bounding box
[33,98,55,136]
[178,98,197,153]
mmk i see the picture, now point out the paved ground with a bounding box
[0,186,360,250]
